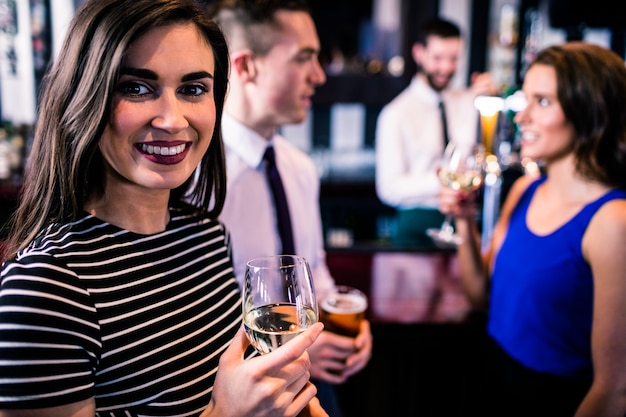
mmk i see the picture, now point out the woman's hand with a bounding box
[438,182,479,221]
[205,323,324,417]
[297,397,329,417]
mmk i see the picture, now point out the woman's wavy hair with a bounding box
[3,0,230,260]
[531,42,626,189]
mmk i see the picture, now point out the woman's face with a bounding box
[514,63,576,162]
[99,23,216,193]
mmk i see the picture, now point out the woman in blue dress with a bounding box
[439,42,626,417]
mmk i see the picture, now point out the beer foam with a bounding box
[320,293,367,314]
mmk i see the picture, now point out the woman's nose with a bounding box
[509,91,528,125]
[513,106,527,125]
[151,91,189,132]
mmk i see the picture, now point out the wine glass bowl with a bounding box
[243,255,318,355]
[437,165,484,192]
[427,143,485,247]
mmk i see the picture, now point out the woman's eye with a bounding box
[118,81,151,96]
[179,84,208,96]
[538,97,550,107]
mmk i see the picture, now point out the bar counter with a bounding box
[326,244,489,417]
[329,247,471,323]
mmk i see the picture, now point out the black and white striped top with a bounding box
[0,208,242,416]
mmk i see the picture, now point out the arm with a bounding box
[439,175,535,309]
[0,399,95,417]
[0,313,326,417]
[574,200,626,417]
[0,256,100,417]
[306,180,372,383]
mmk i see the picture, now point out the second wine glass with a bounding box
[243,255,318,355]
[427,142,485,246]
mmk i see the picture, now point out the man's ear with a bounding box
[231,49,256,81]
[411,43,423,66]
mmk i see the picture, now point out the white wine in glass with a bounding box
[427,142,485,246]
[243,255,318,355]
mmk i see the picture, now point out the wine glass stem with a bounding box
[441,214,454,236]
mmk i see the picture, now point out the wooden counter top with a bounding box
[326,248,475,325]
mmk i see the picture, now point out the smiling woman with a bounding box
[0,1,326,416]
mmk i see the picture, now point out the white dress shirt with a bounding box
[219,113,335,299]
[375,76,480,210]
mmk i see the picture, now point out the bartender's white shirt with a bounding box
[375,76,479,210]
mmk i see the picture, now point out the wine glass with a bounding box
[243,255,318,355]
[426,142,485,246]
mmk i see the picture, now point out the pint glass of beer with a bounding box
[319,285,368,337]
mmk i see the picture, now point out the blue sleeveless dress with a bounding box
[488,176,626,378]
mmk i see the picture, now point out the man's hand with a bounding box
[307,320,373,383]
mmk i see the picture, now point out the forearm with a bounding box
[454,217,490,310]
[574,386,626,417]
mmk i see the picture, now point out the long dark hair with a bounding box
[3,0,230,260]
[531,42,626,189]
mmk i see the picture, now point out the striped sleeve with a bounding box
[0,253,101,408]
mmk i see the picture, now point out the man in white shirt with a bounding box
[375,17,495,247]
[208,2,373,416]
[219,112,335,296]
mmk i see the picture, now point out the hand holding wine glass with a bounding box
[427,142,485,246]
[243,255,318,355]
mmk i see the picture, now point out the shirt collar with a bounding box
[410,76,445,105]
[222,112,275,168]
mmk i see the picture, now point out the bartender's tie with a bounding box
[263,145,295,255]
[439,99,450,148]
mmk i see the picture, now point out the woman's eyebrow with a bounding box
[182,71,213,82]
[119,68,213,82]
[120,67,157,80]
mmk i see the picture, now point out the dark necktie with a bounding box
[263,146,295,255]
[439,99,450,148]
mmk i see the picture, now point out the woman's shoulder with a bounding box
[2,219,94,291]
[582,193,626,279]
[587,193,626,235]
[511,173,543,191]
[16,214,106,257]
[502,174,542,211]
